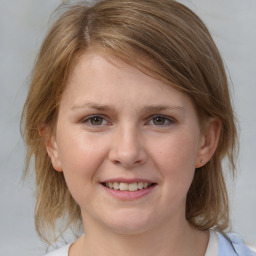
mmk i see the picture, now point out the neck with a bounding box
[70,215,209,256]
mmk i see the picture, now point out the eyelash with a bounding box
[147,115,175,126]
[81,115,175,127]
[82,115,108,126]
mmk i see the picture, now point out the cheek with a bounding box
[151,131,199,187]
[56,129,108,190]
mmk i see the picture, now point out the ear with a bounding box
[195,118,221,168]
[39,125,63,172]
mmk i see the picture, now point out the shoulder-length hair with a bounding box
[21,0,238,243]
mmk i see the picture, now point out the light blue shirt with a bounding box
[218,232,255,256]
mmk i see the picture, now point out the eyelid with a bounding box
[81,114,109,126]
[80,114,176,127]
[147,114,176,126]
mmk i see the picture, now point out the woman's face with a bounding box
[48,52,208,234]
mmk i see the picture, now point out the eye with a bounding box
[148,115,174,126]
[82,115,107,126]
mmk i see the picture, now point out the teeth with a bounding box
[128,182,137,191]
[105,182,152,191]
[113,182,119,190]
[119,182,128,191]
[138,182,144,189]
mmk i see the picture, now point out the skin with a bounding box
[46,52,220,256]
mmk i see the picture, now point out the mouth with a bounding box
[101,181,156,192]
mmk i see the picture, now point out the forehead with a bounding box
[63,52,192,107]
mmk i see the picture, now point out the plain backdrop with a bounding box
[0,0,255,255]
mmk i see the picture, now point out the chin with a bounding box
[102,210,155,235]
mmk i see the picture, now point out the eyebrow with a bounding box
[71,102,185,113]
[141,105,185,113]
[71,102,114,111]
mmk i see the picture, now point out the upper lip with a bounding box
[101,178,156,184]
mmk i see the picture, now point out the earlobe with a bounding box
[39,125,63,172]
[196,118,221,168]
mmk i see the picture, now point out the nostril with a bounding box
[113,160,121,165]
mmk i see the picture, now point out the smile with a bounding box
[104,182,153,191]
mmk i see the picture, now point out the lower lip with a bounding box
[101,184,157,200]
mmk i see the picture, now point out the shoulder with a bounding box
[217,232,256,256]
[43,244,71,256]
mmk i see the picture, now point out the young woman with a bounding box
[21,0,255,255]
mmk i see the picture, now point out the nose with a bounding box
[108,124,147,168]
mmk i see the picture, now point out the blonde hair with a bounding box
[21,0,237,243]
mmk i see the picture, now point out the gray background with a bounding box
[0,0,255,255]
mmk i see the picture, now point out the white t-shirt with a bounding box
[44,230,219,256]
[205,230,219,256]
[45,244,70,256]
